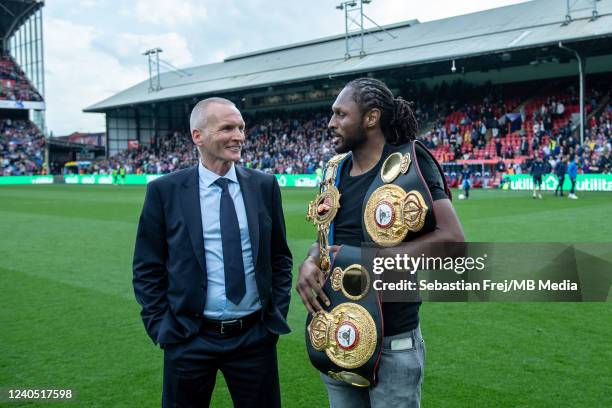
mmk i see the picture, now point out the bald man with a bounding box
[133,98,292,407]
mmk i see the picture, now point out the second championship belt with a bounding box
[306,154,383,387]
[362,142,437,247]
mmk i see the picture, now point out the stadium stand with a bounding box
[241,113,334,174]
[2,1,607,181]
[92,76,610,185]
[0,118,45,175]
[0,52,43,102]
[75,0,611,187]
[95,112,334,175]
[100,130,197,175]
[0,1,46,177]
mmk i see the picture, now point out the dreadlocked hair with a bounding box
[346,77,419,146]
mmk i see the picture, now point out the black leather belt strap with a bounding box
[200,309,261,336]
[306,245,384,386]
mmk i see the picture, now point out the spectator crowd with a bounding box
[0,118,45,176]
[90,112,337,176]
[0,53,43,102]
[1,78,611,180]
[418,79,612,181]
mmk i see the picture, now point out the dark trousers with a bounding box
[570,178,576,194]
[162,322,280,408]
[462,180,470,198]
[555,176,565,195]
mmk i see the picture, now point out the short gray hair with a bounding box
[189,97,235,133]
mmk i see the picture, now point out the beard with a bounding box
[334,124,368,154]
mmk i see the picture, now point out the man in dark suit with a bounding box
[133,97,292,408]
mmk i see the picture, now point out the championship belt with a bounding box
[305,245,383,387]
[362,141,440,246]
[306,153,383,387]
[306,153,347,274]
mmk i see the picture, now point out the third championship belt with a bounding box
[305,245,382,387]
[306,153,384,387]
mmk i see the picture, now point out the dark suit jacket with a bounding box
[132,165,293,346]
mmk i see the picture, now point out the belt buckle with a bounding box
[220,319,242,335]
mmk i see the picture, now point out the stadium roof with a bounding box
[0,0,43,44]
[85,0,612,113]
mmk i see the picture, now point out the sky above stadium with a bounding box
[43,0,529,136]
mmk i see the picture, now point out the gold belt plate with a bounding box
[364,185,428,247]
[327,370,370,387]
[308,303,377,370]
[307,185,341,226]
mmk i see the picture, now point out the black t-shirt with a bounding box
[333,144,448,336]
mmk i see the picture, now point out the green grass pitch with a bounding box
[1,185,611,407]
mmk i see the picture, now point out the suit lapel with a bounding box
[180,166,206,276]
[236,166,260,268]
